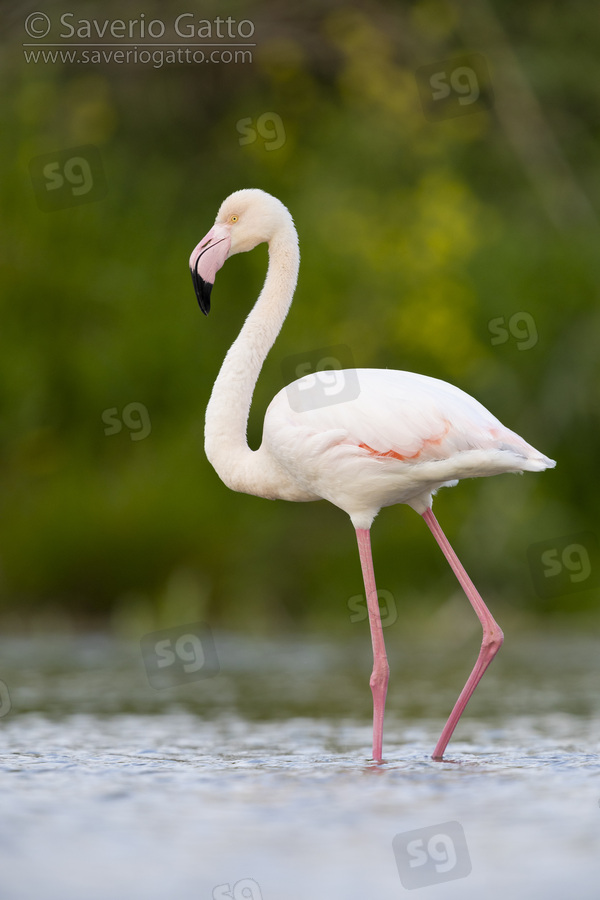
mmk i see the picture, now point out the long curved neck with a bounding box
[204,223,299,492]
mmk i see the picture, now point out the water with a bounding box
[0,629,599,899]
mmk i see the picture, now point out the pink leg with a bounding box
[355,528,389,762]
[422,507,504,760]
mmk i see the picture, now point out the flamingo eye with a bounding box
[230,214,239,223]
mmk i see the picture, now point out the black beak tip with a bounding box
[191,267,212,316]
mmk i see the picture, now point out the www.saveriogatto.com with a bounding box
[23,11,256,68]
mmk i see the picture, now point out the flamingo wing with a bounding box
[261,368,554,523]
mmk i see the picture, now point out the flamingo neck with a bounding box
[204,224,299,493]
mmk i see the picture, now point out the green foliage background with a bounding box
[1,0,599,633]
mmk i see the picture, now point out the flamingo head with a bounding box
[189,188,295,315]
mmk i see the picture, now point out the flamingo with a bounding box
[189,188,555,762]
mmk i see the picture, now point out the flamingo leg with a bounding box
[422,507,504,760]
[355,528,389,763]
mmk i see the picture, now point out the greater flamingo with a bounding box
[189,189,555,762]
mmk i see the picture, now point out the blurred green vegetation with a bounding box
[1,0,600,633]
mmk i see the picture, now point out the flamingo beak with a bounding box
[189,224,231,315]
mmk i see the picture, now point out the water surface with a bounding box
[0,630,598,899]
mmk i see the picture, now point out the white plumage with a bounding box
[263,367,553,527]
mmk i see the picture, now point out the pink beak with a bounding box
[189,223,231,315]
